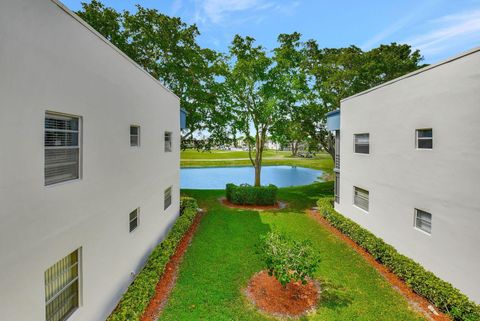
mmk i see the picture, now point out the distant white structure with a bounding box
[0,1,184,320]
[327,47,480,303]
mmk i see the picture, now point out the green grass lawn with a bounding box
[181,149,334,172]
[161,183,425,321]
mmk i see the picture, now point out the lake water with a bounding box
[180,165,324,189]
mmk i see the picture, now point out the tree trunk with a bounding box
[291,141,299,156]
[318,130,335,160]
[254,164,261,186]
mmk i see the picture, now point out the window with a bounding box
[129,209,139,232]
[130,125,140,147]
[416,129,432,149]
[334,172,340,203]
[353,186,369,212]
[415,209,432,234]
[45,249,80,321]
[164,187,172,210]
[45,112,81,186]
[354,133,369,154]
[164,132,172,152]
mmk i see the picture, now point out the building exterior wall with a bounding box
[335,48,480,303]
[0,1,181,320]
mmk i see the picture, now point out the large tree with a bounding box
[77,1,228,147]
[225,35,282,186]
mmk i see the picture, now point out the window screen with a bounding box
[164,187,172,210]
[415,209,432,234]
[353,186,369,212]
[45,249,80,321]
[130,126,140,147]
[45,113,80,185]
[354,133,369,154]
[129,209,139,232]
[416,129,432,149]
[165,132,172,152]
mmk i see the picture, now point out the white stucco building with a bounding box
[327,47,480,303]
[0,1,185,320]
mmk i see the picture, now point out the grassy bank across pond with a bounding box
[181,149,334,172]
[160,183,426,321]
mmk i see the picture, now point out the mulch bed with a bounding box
[140,211,205,321]
[307,209,451,321]
[245,270,320,318]
[220,197,287,210]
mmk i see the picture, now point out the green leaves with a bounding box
[107,197,199,321]
[226,183,278,206]
[316,197,480,321]
[258,231,321,287]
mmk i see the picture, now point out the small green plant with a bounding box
[259,231,320,286]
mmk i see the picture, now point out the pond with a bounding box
[180,165,324,189]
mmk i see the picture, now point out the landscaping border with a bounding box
[107,197,199,321]
[316,197,480,321]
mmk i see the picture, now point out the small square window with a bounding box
[354,133,369,154]
[353,186,369,212]
[130,126,140,147]
[416,129,432,149]
[129,209,139,232]
[164,187,172,210]
[165,132,172,152]
[415,209,432,234]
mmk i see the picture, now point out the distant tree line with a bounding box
[78,1,425,186]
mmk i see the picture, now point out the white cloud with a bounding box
[194,0,298,25]
[361,0,438,50]
[405,9,480,56]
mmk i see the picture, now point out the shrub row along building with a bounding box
[327,47,480,303]
[0,0,186,320]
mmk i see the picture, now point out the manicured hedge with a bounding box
[226,183,278,205]
[316,197,480,321]
[107,197,198,321]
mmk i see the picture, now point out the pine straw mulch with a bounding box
[307,209,451,321]
[245,270,320,319]
[219,197,287,211]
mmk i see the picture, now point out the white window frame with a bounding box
[45,248,82,321]
[416,128,433,150]
[353,186,369,213]
[45,111,82,186]
[164,131,172,152]
[414,209,432,235]
[353,133,370,154]
[164,186,172,210]
[130,125,140,147]
[129,208,139,233]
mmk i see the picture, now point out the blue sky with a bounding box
[62,0,480,63]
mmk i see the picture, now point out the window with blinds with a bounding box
[45,113,81,186]
[354,133,369,154]
[130,125,140,147]
[415,209,432,234]
[416,129,433,149]
[45,249,80,321]
[164,132,172,152]
[353,186,369,212]
[164,187,172,210]
[129,209,139,232]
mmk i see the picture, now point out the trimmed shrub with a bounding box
[226,183,278,205]
[259,231,320,286]
[316,197,480,321]
[107,197,199,321]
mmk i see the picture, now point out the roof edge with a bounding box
[51,0,180,101]
[341,46,480,103]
